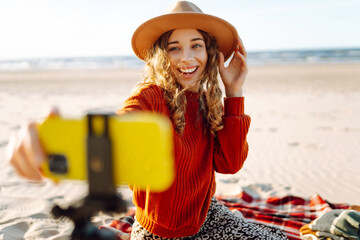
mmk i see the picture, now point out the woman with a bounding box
[6,1,287,239]
[116,2,286,239]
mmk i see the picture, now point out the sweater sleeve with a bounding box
[213,97,251,174]
[116,84,163,116]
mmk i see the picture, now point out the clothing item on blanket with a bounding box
[99,190,349,240]
[300,223,352,240]
[299,224,332,240]
[311,210,360,239]
[300,209,360,240]
[350,205,360,213]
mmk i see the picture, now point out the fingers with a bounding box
[226,47,247,74]
[6,122,44,181]
[14,144,43,181]
[25,122,47,167]
[236,38,247,59]
[235,50,248,72]
[232,38,248,73]
[6,106,60,182]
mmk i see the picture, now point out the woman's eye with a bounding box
[193,44,203,48]
[168,47,179,52]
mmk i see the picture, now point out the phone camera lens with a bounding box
[48,154,68,174]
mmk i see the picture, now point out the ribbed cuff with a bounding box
[224,97,245,116]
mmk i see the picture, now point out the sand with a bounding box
[1,63,360,239]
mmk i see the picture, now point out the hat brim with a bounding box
[132,12,238,61]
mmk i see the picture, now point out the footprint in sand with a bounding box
[288,142,300,147]
[316,126,333,131]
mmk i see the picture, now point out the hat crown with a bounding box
[132,1,238,61]
[166,1,203,14]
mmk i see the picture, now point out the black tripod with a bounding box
[51,113,127,240]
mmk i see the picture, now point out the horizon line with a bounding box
[1,46,360,61]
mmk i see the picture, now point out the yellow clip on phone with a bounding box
[37,112,174,192]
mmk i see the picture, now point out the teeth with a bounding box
[179,67,197,74]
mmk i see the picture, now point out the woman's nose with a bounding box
[180,48,193,62]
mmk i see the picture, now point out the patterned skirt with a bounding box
[131,197,288,239]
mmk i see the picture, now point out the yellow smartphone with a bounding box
[37,112,174,192]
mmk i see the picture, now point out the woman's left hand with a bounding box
[218,38,248,97]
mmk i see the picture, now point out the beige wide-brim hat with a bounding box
[132,1,239,61]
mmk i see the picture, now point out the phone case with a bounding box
[37,113,174,192]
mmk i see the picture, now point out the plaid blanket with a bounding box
[99,191,349,240]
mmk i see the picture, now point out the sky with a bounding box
[0,0,359,60]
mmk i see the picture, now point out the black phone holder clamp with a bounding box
[51,113,127,240]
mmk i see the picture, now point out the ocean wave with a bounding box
[1,48,359,72]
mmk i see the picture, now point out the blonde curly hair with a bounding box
[140,29,223,135]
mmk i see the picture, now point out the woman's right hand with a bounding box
[5,107,60,181]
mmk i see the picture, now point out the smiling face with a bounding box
[167,28,208,91]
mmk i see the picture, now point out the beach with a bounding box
[1,62,360,239]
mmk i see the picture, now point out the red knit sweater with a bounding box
[117,84,251,238]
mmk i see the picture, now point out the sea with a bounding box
[1,48,360,72]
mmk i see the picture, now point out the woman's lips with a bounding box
[178,66,198,78]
